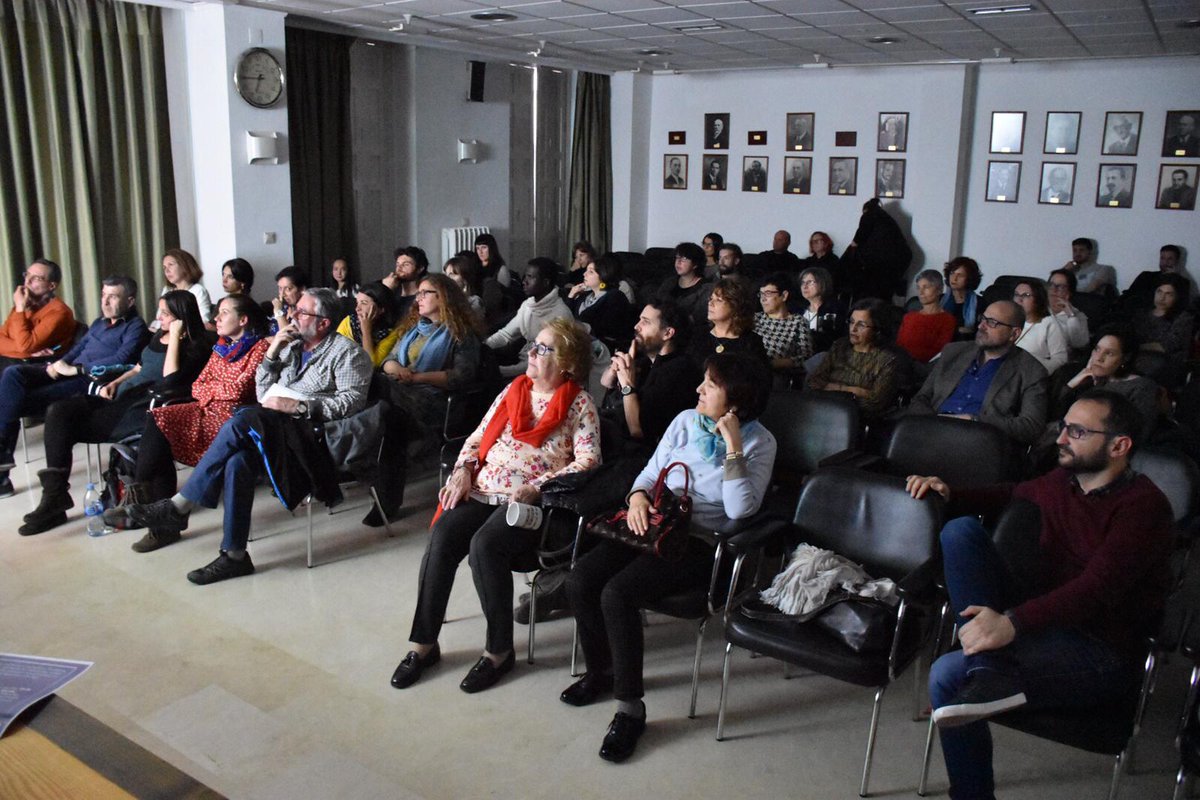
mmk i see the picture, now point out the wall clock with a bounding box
[234,48,285,108]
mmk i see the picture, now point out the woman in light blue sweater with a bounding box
[563,352,777,764]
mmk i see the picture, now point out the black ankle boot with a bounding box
[19,468,73,535]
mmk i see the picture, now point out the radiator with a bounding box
[441,226,490,267]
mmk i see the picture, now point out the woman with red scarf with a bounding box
[391,318,600,694]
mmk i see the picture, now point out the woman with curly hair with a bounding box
[941,256,983,337]
[690,277,768,369]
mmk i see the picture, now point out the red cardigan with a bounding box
[896,310,956,363]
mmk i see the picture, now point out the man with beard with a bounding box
[907,300,1048,446]
[907,390,1172,800]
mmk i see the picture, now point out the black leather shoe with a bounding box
[0,477,14,499]
[560,673,614,707]
[459,651,515,693]
[599,712,646,763]
[18,511,66,536]
[390,645,440,689]
[128,499,189,533]
[187,552,255,585]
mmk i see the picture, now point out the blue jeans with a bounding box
[0,365,90,453]
[179,409,262,553]
[929,516,1135,800]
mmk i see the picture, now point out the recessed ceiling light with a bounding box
[1177,18,1200,28]
[636,48,672,56]
[869,36,900,44]
[969,4,1034,15]
[674,23,724,32]
[471,11,518,21]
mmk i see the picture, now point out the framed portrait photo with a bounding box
[785,113,814,151]
[875,159,905,198]
[1096,163,1136,209]
[663,154,687,190]
[985,160,1021,203]
[990,111,1026,154]
[782,156,812,195]
[742,156,768,192]
[701,154,728,191]
[828,157,857,196]
[1162,111,1200,157]
[1155,164,1198,211]
[1101,112,1142,156]
[1043,111,1081,155]
[1038,162,1076,205]
[877,112,908,152]
[704,112,730,150]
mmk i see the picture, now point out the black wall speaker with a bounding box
[468,60,486,102]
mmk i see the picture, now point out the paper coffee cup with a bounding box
[505,502,543,530]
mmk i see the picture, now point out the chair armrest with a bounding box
[818,448,881,471]
[895,555,942,602]
[149,387,196,407]
[721,516,790,554]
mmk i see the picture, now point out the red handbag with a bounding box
[586,461,692,560]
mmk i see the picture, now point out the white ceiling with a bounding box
[237,0,1200,72]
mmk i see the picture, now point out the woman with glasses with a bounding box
[562,353,775,763]
[390,318,599,693]
[897,269,957,363]
[1013,280,1069,373]
[806,297,899,420]
[103,294,271,551]
[691,278,768,370]
[941,257,983,337]
[375,274,485,523]
[20,290,213,535]
[754,272,812,385]
[797,265,847,354]
[657,242,711,329]
[336,282,400,367]
[161,249,215,325]
[803,231,844,291]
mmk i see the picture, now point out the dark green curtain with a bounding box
[0,0,177,318]
[567,72,612,254]
[285,26,356,287]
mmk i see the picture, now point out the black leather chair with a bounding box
[757,389,861,519]
[717,467,944,797]
[878,414,1021,489]
[1071,290,1113,331]
[917,499,1163,800]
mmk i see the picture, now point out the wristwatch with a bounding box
[620,384,636,396]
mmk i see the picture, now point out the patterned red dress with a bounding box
[147,338,270,466]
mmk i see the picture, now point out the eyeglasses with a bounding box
[758,289,780,298]
[799,279,818,287]
[293,310,328,320]
[979,315,1016,329]
[1048,283,1070,292]
[1012,292,1034,300]
[416,289,439,298]
[849,321,875,331]
[23,272,50,284]
[1057,420,1119,441]
[528,342,556,358]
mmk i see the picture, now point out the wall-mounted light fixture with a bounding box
[246,131,279,164]
[458,139,481,163]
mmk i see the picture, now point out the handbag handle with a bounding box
[650,461,690,506]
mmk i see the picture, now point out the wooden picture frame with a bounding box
[1096,163,1136,208]
[663,154,687,190]
[1038,162,1076,206]
[1155,163,1197,210]
[990,111,1026,154]
[985,160,1021,203]
[785,113,814,151]
[1101,112,1142,156]
[704,113,730,150]
[702,154,728,191]
[828,157,857,196]
[875,159,905,198]
[1043,111,1081,155]
[742,156,768,192]
[877,112,908,152]
[783,157,812,195]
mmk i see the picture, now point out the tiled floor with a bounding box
[0,431,1192,799]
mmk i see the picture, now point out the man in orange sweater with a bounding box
[0,259,76,367]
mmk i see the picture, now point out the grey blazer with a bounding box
[908,341,1049,445]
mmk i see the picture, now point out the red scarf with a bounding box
[431,375,582,526]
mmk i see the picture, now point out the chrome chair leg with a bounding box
[917,714,937,796]
[569,620,580,677]
[306,494,314,568]
[860,686,887,797]
[688,618,707,719]
[716,642,733,741]
[1173,767,1191,800]
[368,487,393,536]
[527,572,538,665]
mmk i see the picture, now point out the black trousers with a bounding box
[566,537,717,702]
[408,499,541,655]
[132,415,179,501]
[43,395,144,474]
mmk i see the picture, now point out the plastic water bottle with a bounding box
[84,483,111,537]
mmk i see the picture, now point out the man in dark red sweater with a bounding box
[907,390,1173,800]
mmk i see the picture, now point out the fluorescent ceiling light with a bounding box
[970,5,1035,15]
[673,23,724,32]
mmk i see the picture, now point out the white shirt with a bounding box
[486,290,573,377]
[1052,305,1090,350]
[1016,316,1069,373]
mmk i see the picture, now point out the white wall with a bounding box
[962,58,1200,287]
[411,49,511,265]
[622,65,970,273]
[612,55,1200,291]
[164,4,293,303]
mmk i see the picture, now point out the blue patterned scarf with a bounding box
[213,333,263,363]
[396,318,454,372]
